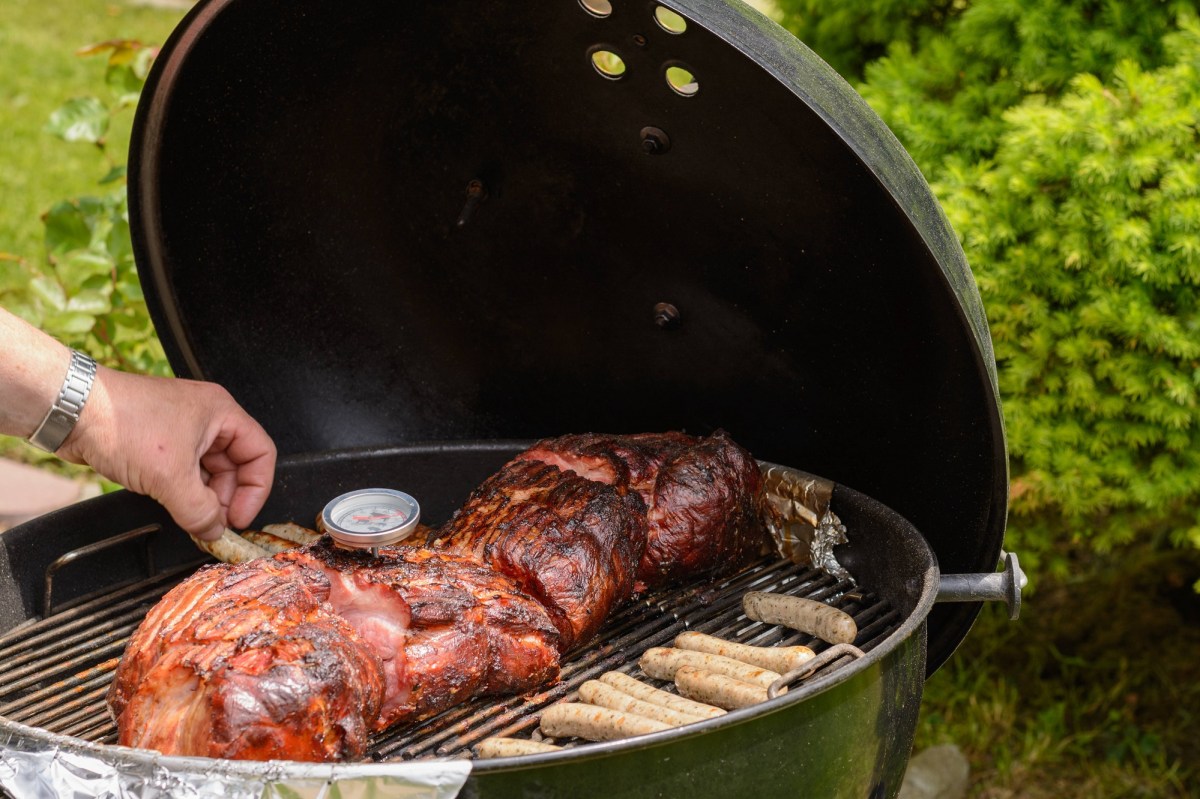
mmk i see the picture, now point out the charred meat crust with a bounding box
[431,458,647,651]
[112,544,560,760]
[521,430,770,586]
[108,558,385,761]
[111,429,769,762]
[288,544,561,725]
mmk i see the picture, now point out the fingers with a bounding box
[202,411,277,531]
[228,474,273,530]
[161,470,226,541]
[62,369,277,542]
[168,434,273,540]
[203,458,239,513]
[170,438,272,542]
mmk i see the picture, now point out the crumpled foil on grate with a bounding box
[759,462,852,582]
[0,719,471,799]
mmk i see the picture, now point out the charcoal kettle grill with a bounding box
[0,0,1017,796]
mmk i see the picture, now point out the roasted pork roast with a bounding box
[108,431,769,761]
[428,457,647,651]
[518,430,767,587]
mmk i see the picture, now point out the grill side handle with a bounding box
[935,551,1026,621]
[42,524,160,616]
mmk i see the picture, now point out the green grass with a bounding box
[0,0,186,265]
[916,546,1200,798]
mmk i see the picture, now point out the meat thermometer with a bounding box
[320,488,421,555]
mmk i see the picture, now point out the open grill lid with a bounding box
[128,0,1007,672]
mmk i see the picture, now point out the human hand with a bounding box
[57,367,277,541]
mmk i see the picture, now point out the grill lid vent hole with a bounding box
[591,49,627,79]
[654,6,688,34]
[665,65,698,96]
[579,0,613,18]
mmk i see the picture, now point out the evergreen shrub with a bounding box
[936,20,1200,572]
[774,0,1200,573]
[778,0,1196,171]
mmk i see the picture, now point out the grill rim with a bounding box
[0,481,938,782]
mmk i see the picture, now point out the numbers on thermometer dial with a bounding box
[333,501,413,534]
[321,489,421,548]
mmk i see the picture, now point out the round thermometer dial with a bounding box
[321,488,421,550]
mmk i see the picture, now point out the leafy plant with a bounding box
[773,1,1200,572]
[773,0,963,81]
[916,548,1199,797]
[776,0,1197,174]
[936,18,1200,571]
[3,40,168,377]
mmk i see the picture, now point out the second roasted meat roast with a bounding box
[515,430,769,588]
[432,430,769,649]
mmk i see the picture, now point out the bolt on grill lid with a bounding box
[128,0,1007,673]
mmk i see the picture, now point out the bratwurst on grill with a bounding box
[108,430,769,761]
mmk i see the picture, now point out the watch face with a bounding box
[321,488,421,547]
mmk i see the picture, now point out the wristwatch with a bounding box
[27,349,98,453]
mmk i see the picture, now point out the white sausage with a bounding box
[673,632,814,674]
[240,530,302,554]
[540,703,671,741]
[190,529,270,564]
[475,737,563,758]
[639,647,783,689]
[742,592,858,644]
[579,680,705,726]
[261,522,321,545]
[598,672,725,719]
[674,666,769,709]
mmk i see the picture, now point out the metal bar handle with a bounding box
[43,524,160,616]
[767,643,866,699]
[935,551,1026,621]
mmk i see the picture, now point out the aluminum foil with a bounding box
[760,462,852,581]
[0,718,471,799]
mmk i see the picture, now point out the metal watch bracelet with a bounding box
[27,349,98,453]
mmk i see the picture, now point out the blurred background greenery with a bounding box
[0,0,181,477]
[2,0,1198,796]
[0,0,182,265]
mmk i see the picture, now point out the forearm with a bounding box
[2,305,275,539]
[0,307,73,439]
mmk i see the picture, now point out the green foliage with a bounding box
[1,41,168,377]
[936,20,1200,567]
[773,0,962,80]
[777,0,1197,172]
[0,0,184,263]
[917,548,1199,797]
[772,1,1200,570]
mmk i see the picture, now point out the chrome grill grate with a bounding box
[0,527,901,760]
